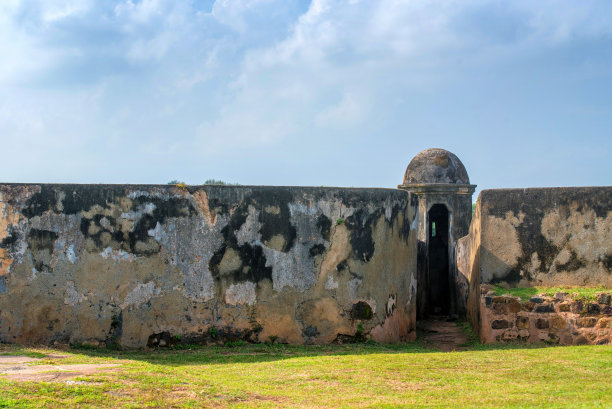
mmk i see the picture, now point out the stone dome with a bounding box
[403,148,470,185]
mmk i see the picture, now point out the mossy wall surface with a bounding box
[0,184,417,347]
[477,187,612,287]
[459,187,612,341]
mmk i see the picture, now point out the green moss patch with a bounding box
[492,285,611,301]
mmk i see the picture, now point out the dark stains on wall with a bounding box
[302,326,319,338]
[346,209,379,263]
[351,301,373,320]
[1,183,418,346]
[344,201,412,263]
[309,244,326,257]
[23,185,127,217]
[207,188,303,285]
[27,229,58,252]
[556,250,585,272]
[389,202,413,241]
[208,192,277,284]
[253,190,297,253]
[209,243,273,284]
[317,214,331,241]
[490,269,522,285]
[27,229,58,272]
[480,187,612,283]
[23,185,198,257]
[0,228,19,248]
[128,196,196,255]
[106,311,123,348]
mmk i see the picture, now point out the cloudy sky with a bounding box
[1,0,611,193]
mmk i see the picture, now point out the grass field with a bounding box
[1,339,611,408]
[491,285,610,301]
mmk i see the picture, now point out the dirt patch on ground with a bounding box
[419,317,469,352]
[0,355,120,382]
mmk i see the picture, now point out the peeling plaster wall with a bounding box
[460,187,611,342]
[0,184,417,347]
[477,187,612,287]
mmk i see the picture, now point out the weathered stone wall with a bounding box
[461,187,612,341]
[457,198,482,333]
[0,184,418,347]
[479,287,612,345]
[478,187,612,287]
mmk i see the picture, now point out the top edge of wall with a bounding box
[478,186,612,197]
[0,183,414,194]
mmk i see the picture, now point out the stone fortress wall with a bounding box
[0,149,610,347]
[0,184,417,347]
[458,187,612,344]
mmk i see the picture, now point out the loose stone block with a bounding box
[518,329,530,339]
[530,297,544,304]
[597,318,612,329]
[508,300,521,313]
[570,301,584,314]
[534,303,554,313]
[576,317,598,328]
[503,330,518,340]
[587,303,601,315]
[558,302,570,312]
[574,335,589,345]
[537,331,550,341]
[535,318,549,329]
[546,333,560,344]
[492,320,509,329]
[516,316,530,329]
[596,293,611,305]
[550,316,566,330]
[492,302,507,314]
[522,301,535,312]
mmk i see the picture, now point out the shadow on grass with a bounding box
[1,340,558,368]
[0,320,565,367]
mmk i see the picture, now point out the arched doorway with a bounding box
[427,204,450,316]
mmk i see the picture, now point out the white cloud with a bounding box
[0,0,610,186]
[315,92,365,128]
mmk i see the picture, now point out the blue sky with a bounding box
[1,0,611,194]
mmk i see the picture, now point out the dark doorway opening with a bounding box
[426,204,450,316]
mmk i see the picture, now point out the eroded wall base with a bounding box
[479,287,612,345]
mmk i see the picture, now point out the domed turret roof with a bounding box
[403,148,470,185]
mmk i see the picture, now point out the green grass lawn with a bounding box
[491,285,610,301]
[1,341,611,408]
